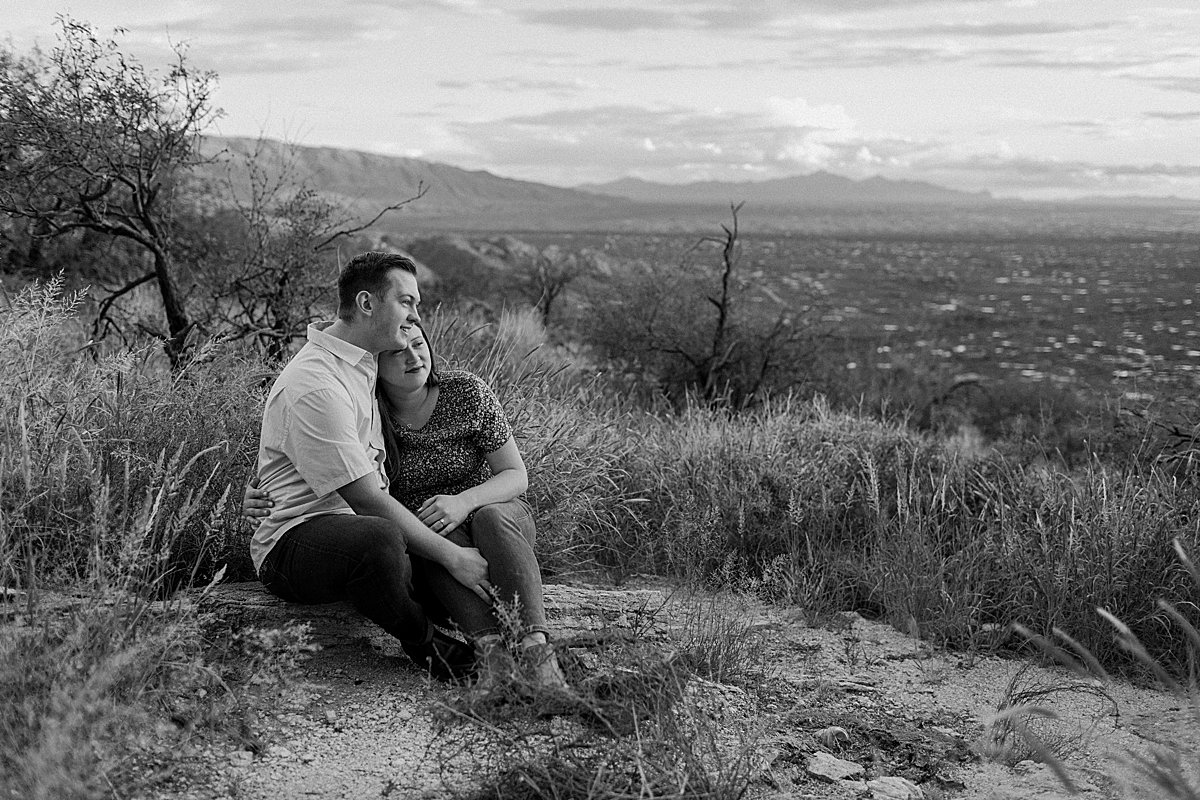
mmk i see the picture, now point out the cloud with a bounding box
[515,7,693,32]
[988,52,1165,71]
[884,20,1117,37]
[508,1,1104,37]
[439,102,1200,198]
[433,102,955,185]
[511,2,799,33]
[436,76,592,95]
[511,0,997,33]
[1143,76,1200,94]
[1052,120,1115,135]
[119,6,400,75]
[1144,110,1200,120]
[901,146,1200,197]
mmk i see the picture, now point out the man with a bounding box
[251,251,489,680]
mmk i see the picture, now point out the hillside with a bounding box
[578,171,994,206]
[199,136,624,228]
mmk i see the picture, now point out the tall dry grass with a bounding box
[1,276,266,594]
[1010,540,1200,798]
[3,280,1195,795]
[432,306,1199,678]
[0,277,301,799]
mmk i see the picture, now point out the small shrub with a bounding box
[434,594,769,800]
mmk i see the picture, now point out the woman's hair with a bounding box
[377,321,441,482]
[414,322,442,388]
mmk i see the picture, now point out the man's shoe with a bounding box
[473,636,516,691]
[466,636,517,705]
[402,630,475,683]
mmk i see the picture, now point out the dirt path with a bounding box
[175,586,1194,800]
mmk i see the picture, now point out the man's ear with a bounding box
[356,289,372,316]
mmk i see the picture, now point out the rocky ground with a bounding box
[150,582,1196,800]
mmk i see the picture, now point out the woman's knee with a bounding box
[473,501,536,545]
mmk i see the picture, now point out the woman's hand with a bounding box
[418,493,472,536]
[242,481,274,521]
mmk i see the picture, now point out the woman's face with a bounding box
[379,328,432,390]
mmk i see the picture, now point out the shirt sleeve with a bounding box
[470,374,512,453]
[284,386,381,498]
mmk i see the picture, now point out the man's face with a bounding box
[369,269,421,352]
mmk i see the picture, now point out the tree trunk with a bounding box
[153,249,191,365]
[24,217,52,276]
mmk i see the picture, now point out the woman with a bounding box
[245,323,567,696]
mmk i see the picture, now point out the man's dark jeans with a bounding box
[258,498,550,643]
[259,513,434,645]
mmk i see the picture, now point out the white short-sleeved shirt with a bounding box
[250,322,387,573]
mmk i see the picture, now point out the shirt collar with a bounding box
[306,321,374,366]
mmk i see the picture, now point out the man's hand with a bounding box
[418,493,472,536]
[445,545,495,604]
[242,481,274,520]
[335,474,494,603]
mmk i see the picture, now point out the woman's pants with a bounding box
[411,498,551,640]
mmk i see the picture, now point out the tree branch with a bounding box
[91,271,155,343]
[313,182,428,252]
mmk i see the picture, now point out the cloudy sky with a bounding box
[8,1,1200,199]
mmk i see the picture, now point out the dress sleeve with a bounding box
[470,373,512,453]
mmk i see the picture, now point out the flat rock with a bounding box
[806,751,866,782]
[199,581,668,651]
[868,776,925,799]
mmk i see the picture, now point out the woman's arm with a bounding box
[416,435,528,533]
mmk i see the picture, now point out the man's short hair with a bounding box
[337,252,418,321]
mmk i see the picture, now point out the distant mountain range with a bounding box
[200,137,615,222]
[201,137,994,226]
[197,137,1199,235]
[578,172,993,206]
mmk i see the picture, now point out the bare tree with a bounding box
[512,244,594,327]
[584,203,828,408]
[189,138,426,361]
[0,18,218,364]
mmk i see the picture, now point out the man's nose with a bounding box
[409,307,421,324]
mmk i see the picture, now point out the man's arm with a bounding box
[337,474,493,602]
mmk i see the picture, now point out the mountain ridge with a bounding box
[577,171,994,205]
[196,137,1198,234]
[201,136,993,214]
[199,136,618,217]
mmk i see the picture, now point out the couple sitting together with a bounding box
[243,251,568,698]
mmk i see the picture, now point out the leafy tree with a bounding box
[0,18,218,363]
